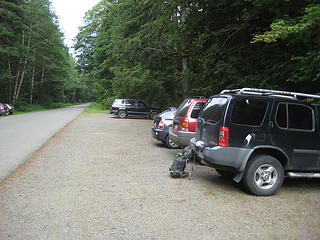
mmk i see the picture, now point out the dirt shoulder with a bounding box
[1,113,319,240]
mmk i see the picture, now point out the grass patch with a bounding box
[83,102,109,114]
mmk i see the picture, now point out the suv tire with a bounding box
[118,110,128,118]
[165,135,179,149]
[243,155,284,196]
[149,111,159,120]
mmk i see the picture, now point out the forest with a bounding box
[1,0,319,109]
[0,0,93,110]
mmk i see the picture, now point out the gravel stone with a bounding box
[0,113,320,240]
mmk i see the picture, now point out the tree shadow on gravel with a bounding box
[189,167,243,194]
[281,178,320,192]
[111,115,152,120]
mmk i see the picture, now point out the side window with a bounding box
[137,101,146,107]
[288,104,313,130]
[190,102,205,118]
[231,99,268,126]
[125,100,135,106]
[276,104,287,128]
[275,103,314,131]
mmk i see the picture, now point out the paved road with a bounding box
[0,103,90,182]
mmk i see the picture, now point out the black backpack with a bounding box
[169,146,193,178]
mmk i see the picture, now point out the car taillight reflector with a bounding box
[181,120,189,131]
[158,120,164,129]
[219,126,229,147]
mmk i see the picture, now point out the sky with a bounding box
[51,0,100,49]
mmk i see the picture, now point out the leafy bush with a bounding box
[84,102,109,114]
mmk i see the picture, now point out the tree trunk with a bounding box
[182,55,188,97]
[181,40,189,98]
[8,59,12,104]
[40,67,45,88]
[12,30,24,105]
[30,50,36,104]
[13,20,33,105]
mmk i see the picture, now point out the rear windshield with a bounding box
[113,99,123,104]
[199,97,228,122]
[231,99,268,126]
[176,100,191,117]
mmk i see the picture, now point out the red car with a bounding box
[169,97,207,147]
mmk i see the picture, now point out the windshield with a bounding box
[199,97,228,122]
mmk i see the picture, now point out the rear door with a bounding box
[136,101,150,116]
[196,97,228,146]
[271,102,319,170]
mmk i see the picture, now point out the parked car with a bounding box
[0,103,8,116]
[4,104,14,115]
[110,99,161,120]
[190,88,320,196]
[169,97,207,147]
[152,107,179,149]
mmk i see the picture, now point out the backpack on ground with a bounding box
[169,146,193,178]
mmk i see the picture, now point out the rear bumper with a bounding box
[190,138,252,172]
[152,128,168,142]
[169,128,194,147]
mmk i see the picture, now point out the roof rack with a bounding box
[220,88,320,100]
[189,96,206,99]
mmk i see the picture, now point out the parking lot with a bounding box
[1,113,319,239]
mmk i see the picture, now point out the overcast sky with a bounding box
[51,0,100,49]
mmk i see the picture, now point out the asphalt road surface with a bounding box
[0,103,90,182]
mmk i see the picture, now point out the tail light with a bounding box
[181,119,189,131]
[158,120,164,129]
[218,126,229,147]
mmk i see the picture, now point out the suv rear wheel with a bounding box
[243,155,284,196]
[149,111,159,120]
[118,110,128,118]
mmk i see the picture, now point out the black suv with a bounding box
[190,88,320,196]
[110,99,161,120]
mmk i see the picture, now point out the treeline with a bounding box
[0,0,93,108]
[75,0,320,108]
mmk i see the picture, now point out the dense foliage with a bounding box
[0,0,93,108]
[75,0,320,108]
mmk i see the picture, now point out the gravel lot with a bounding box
[1,113,320,240]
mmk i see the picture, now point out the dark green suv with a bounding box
[190,88,320,196]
